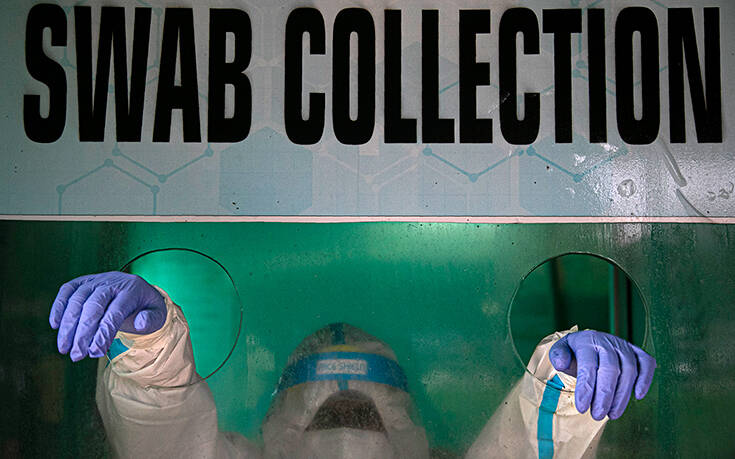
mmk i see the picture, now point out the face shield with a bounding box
[262,323,429,459]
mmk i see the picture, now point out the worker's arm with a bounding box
[49,272,260,459]
[465,328,656,459]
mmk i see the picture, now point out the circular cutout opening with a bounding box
[509,253,648,390]
[121,248,243,388]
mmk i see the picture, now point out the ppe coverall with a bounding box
[96,288,607,458]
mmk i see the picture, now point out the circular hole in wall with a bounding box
[509,253,648,389]
[121,248,243,388]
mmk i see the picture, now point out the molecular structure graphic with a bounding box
[420,0,667,187]
[55,1,219,215]
[53,0,700,216]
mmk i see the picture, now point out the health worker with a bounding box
[49,271,656,458]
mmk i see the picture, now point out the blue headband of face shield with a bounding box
[276,351,409,393]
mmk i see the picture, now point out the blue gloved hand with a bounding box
[549,330,656,421]
[49,271,166,362]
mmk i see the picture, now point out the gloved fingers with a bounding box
[49,277,87,329]
[608,346,638,420]
[549,336,573,373]
[590,346,620,421]
[132,308,166,335]
[573,345,598,414]
[57,282,96,355]
[70,286,115,361]
[90,291,135,357]
[632,346,657,400]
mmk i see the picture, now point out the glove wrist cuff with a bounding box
[115,286,177,350]
[527,326,579,388]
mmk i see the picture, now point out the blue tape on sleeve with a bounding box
[538,374,565,459]
[107,338,130,361]
[277,351,408,393]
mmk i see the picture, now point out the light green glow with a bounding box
[126,250,241,380]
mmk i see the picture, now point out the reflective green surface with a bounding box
[1,221,733,457]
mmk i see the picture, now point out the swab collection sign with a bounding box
[3,0,733,218]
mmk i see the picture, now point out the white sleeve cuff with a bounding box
[105,286,199,387]
[114,286,181,350]
[526,325,579,391]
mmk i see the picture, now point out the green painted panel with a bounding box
[1,221,733,457]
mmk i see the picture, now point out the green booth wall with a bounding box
[1,221,733,457]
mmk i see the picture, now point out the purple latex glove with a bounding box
[49,271,166,362]
[549,330,656,421]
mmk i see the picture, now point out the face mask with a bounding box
[301,428,397,459]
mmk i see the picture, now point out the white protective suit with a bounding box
[96,288,607,458]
